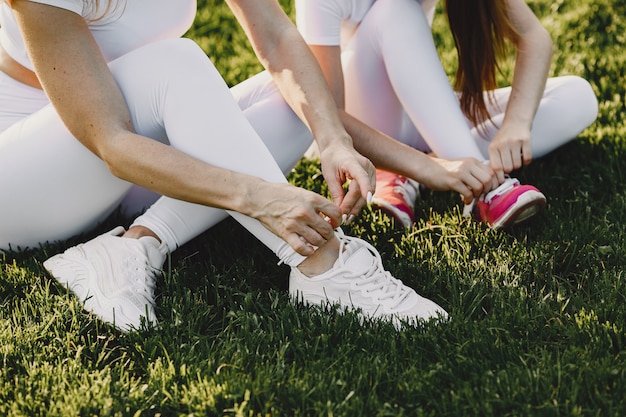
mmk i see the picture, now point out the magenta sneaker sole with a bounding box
[489,189,546,230]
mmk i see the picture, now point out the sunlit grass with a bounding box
[1,0,625,415]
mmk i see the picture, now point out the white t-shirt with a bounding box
[295,0,438,48]
[0,0,197,70]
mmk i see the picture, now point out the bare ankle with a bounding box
[296,236,340,277]
[123,225,161,242]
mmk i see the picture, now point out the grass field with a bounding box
[2,0,626,415]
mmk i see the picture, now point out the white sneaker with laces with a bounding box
[43,226,168,331]
[289,230,447,327]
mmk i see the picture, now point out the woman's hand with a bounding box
[319,141,376,221]
[487,122,533,176]
[421,156,497,204]
[249,182,343,256]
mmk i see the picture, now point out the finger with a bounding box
[522,141,533,165]
[486,151,506,185]
[500,149,514,173]
[297,227,327,250]
[494,170,506,185]
[511,146,523,170]
[473,163,496,191]
[315,197,343,230]
[340,180,366,219]
[490,174,501,191]
[461,193,475,205]
[465,176,485,198]
[346,162,375,202]
[325,176,346,208]
[285,233,316,257]
[457,184,475,205]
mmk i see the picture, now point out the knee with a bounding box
[111,37,214,84]
[561,75,599,126]
[154,38,212,73]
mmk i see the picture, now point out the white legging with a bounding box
[341,0,598,160]
[0,38,312,267]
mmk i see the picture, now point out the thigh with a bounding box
[472,76,599,158]
[0,105,131,250]
[232,70,313,173]
[343,0,484,159]
[341,5,406,141]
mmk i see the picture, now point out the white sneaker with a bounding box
[43,226,168,331]
[289,230,447,327]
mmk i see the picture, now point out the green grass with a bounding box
[2,0,626,415]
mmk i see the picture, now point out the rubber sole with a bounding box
[490,190,547,230]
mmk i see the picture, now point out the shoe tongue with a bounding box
[341,243,374,276]
[138,236,166,268]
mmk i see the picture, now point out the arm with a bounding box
[308,44,496,203]
[226,0,375,217]
[487,0,553,173]
[11,1,339,255]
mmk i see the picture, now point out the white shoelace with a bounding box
[337,231,412,309]
[482,177,520,204]
[463,177,520,217]
[124,253,158,306]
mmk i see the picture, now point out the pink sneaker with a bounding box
[466,178,546,230]
[371,169,420,228]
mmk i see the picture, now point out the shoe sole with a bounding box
[371,198,414,228]
[490,190,547,230]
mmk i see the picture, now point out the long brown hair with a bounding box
[445,0,518,128]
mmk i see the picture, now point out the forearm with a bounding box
[502,24,553,130]
[101,131,266,216]
[341,110,437,181]
[263,29,352,151]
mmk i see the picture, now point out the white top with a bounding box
[0,0,197,70]
[295,0,438,47]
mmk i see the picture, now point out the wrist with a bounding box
[317,133,354,155]
[501,112,533,131]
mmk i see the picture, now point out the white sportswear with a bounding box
[0,0,312,267]
[295,0,598,160]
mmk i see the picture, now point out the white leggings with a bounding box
[0,38,311,267]
[341,0,598,160]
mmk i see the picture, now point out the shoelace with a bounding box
[336,231,412,309]
[124,253,157,305]
[482,177,520,203]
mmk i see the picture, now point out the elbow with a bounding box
[79,128,130,180]
[102,156,125,179]
[540,27,554,58]
[98,140,129,180]
[530,24,554,59]
[517,25,553,60]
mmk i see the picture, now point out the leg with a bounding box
[342,0,485,160]
[0,75,132,251]
[44,38,446,330]
[119,70,314,217]
[471,76,599,157]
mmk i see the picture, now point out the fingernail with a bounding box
[324,215,332,224]
[366,191,373,205]
[341,214,347,225]
[346,214,355,225]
